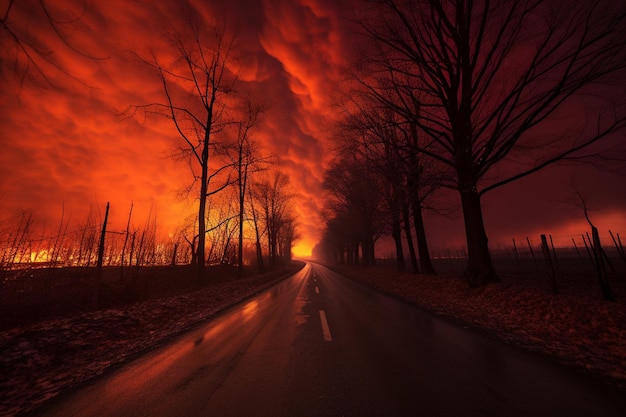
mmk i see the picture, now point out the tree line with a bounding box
[2,4,300,288]
[315,0,626,287]
[127,11,303,286]
[0,171,296,275]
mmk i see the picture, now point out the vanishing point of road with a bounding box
[37,263,626,416]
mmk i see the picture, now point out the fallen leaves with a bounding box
[331,264,626,393]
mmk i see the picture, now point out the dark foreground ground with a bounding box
[0,257,624,416]
[34,263,626,417]
[0,262,304,416]
[331,257,626,392]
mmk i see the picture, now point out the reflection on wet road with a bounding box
[39,263,626,416]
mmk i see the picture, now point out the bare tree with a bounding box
[278,214,299,262]
[342,109,408,271]
[0,210,34,270]
[76,206,98,267]
[134,16,237,286]
[230,99,267,277]
[247,184,267,273]
[93,202,109,309]
[354,0,626,286]
[119,201,133,279]
[567,184,617,301]
[339,96,439,274]
[253,172,297,270]
[1,0,106,91]
[205,192,238,265]
[323,154,385,266]
[315,215,352,264]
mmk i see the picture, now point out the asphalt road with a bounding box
[38,262,626,416]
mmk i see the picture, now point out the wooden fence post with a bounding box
[171,243,178,266]
[609,230,626,262]
[549,234,559,273]
[572,238,582,260]
[94,202,110,309]
[541,234,558,295]
[526,237,539,272]
[591,227,616,302]
[512,238,521,272]
[582,234,595,267]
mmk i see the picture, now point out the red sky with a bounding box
[1,0,625,257]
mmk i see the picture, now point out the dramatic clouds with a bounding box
[1,0,625,256]
[1,0,350,256]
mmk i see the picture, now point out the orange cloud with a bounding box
[3,0,623,261]
[1,0,351,256]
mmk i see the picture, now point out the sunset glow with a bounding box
[1,0,625,261]
[292,241,314,259]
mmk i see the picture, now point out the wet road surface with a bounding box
[37,263,626,416]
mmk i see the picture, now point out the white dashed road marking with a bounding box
[319,310,332,341]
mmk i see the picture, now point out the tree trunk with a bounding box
[188,236,197,267]
[391,207,405,272]
[459,187,498,287]
[196,128,210,287]
[412,196,436,275]
[248,189,265,274]
[94,202,109,309]
[271,234,278,269]
[120,201,133,281]
[255,240,265,273]
[128,232,136,271]
[197,183,207,287]
[266,207,273,270]
[221,227,233,264]
[540,234,558,295]
[238,156,246,278]
[338,244,345,264]
[591,226,616,301]
[403,199,419,274]
[406,150,435,275]
[347,243,355,265]
[362,239,370,267]
[361,235,375,267]
[171,243,178,266]
[238,198,244,277]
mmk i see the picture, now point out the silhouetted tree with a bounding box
[318,216,347,263]
[323,154,385,266]
[278,214,299,262]
[251,172,297,270]
[247,185,266,273]
[0,210,34,271]
[135,17,237,287]
[355,0,626,286]
[568,185,617,301]
[204,192,238,266]
[93,202,109,309]
[230,99,267,277]
[343,109,407,271]
[339,98,439,274]
[1,0,105,91]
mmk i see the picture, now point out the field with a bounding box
[0,264,261,330]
